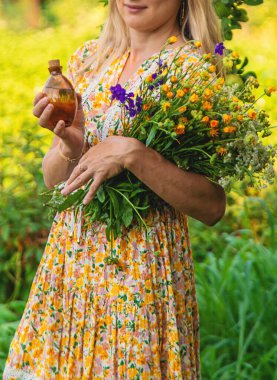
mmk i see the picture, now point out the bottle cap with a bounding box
[49,59,61,68]
[48,59,63,73]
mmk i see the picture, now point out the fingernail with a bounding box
[61,189,67,195]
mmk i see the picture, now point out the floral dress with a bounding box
[3,39,202,380]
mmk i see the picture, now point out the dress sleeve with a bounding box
[66,39,98,91]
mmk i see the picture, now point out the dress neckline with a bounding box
[114,42,193,90]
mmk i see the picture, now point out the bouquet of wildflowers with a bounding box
[42,37,276,264]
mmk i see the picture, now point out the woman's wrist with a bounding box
[58,139,85,160]
[122,137,149,171]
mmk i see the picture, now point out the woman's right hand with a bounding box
[32,91,85,156]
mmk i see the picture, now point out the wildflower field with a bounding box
[0,0,276,378]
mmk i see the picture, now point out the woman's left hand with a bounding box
[60,136,140,204]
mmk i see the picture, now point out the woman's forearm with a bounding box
[124,139,226,226]
[42,142,82,189]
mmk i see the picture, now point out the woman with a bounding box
[4,0,226,379]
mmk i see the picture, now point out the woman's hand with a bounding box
[32,91,85,156]
[60,136,141,204]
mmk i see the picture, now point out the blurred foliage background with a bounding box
[0,0,276,379]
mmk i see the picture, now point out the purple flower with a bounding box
[215,42,225,56]
[135,96,143,112]
[110,84,127,103]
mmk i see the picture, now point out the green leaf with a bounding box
[122,206,133,228]
[106,188,120,218]
[97,185,106,203]
[146,126,157,147]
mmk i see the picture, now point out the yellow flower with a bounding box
[194,41,202,48]
[177,89,185,98]
[167,35,178,44]
[208,65,217,73]
[248,110,257,119]
[128,367,138,378]
[218,147,227,156]
[224,126,237,133]
[210,120,219,128]
[190,93,199,103]
[162,101,171,112]
[170,75,178,83]
[232,51,240,59]
[162,84,170,92]
[232,96,239,102]
[175,124,186,135]
[237,115,244,122]
[202,116,210,123]
[178,105,187,113]
[223,114,233,124]
[202,101,213,110]
[167,91,174,99]
[162,68,168,76]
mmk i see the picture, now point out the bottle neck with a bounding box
[48,68,62,75]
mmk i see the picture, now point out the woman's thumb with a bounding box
[76,92,83,110]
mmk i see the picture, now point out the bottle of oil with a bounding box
[43,59,77,128]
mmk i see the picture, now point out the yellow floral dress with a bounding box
[4,40,202,380]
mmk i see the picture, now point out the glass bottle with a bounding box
[43,59,77,128]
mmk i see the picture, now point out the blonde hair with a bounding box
[79,0,223,76]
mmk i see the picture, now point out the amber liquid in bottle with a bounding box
[43,59,77,128]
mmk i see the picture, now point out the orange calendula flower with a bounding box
[201,71,210,81]
[168,35,178,44]
[232,96,239,102]
[177,89,185,98]
[223,114,233,124]
[202,101,213,110]
[175,124,186,134]
[248,110,257,119]
[265,86,276,96]
[217,78,225,85]
[209,129,219,138]
[170,75,178,83]
[204,88,213,99]
[194,41,202,48]
[190,93,199,103]
[208,65,217,73]
[203,53,212,62]
[202,116,210,123]
[178,105,187,113]
[231,51,240,59]
[237,115,244,122]
[146,75,154,83]
[179,117,188,124]
[162,84,170,92]
[167,91,174,99]
[224,126,237,133]
[218,147,227,156]
[142,104,151,111]
[210,120,219,128]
